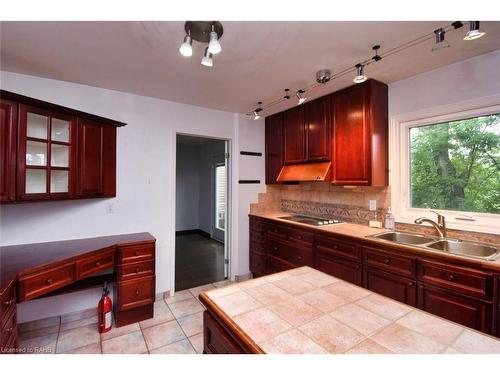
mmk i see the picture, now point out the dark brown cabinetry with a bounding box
[0,90,124,204]
[364,267,416,306]
[265,113,283,184]
[0,281,17,353]
[331,80,388,186]
[304,96,331,162]
[0,99,17,203]
[203,311,246,354]
[315,236,362,285]
[283,106,306,164]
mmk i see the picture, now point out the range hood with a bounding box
[276,161,331,182]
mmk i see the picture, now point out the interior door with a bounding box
[213,162,226,243]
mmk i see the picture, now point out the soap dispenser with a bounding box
[384,207,395,230]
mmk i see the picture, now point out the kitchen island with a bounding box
[199,266,500,354]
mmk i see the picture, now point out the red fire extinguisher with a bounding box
[98,282,112,333]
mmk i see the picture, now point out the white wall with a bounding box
[175,143,200,231]
[0,71,265,322]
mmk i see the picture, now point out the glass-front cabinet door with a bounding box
[17,105,76,200]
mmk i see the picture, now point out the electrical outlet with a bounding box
[369,200,377,211]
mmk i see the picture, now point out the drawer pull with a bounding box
[135,289,140,296]
[273,246,278,251]
[408,282,414,287]
[95,261,101,267]
[4,327,13,335]
[448,274,455,281]
[135,251,140,256]
[4,299,13,307]
[384,258,391,265]
[297,255,303,260]
[46,278,53,285]
[355,265,360,270]
[298,235,303,240]
[135,268,140,274]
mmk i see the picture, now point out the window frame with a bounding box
[390,95,500,235]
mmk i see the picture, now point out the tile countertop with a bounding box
[249,212,500,272]
[201,267,500,354]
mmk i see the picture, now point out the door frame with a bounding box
[171,132,232,295]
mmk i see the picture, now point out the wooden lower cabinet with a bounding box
[268,255,295,274]
[417,282,493,334]
[249,251,267,278]
[364,267,416,306]
[315,252,362,286]
[203,311,245,354]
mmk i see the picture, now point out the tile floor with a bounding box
[17,280,233,354]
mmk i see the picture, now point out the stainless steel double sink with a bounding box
[368,231,500,261]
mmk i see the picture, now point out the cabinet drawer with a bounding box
[363,247,416,278]
[363,267,416,306]
[18,263,75,301]
[117,276,155,311]
[315,253,362,286]
[1,307,17,347]
[203,311,245,354]
[1,281,16,324]
[418,259,493,301]
[76,249,115,279]
[117,260,155,281]
[118,243,155,264]
[268,255,296,274]
[263,223,287,239]
[249,239,265,255]
[250,252,267,277]
[316,236,361,261]
[287,228,313,247]
[249,218,263,232]
[268,239,313,267]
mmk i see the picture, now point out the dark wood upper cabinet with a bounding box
[283,105,306,164]
[265,113,283,184]
[331,80,388,186]
[304,95,331,161]
[0,99,17,203]
[0,90,123,204]
[77,119,116,198]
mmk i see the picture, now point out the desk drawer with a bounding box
[117,276,155,311]
[76,249,115,279]
[18,263,75,301]
[1,307,17,347]
[418,259,493,301]
[1,281,16,323]
[118,243,155,264]
[117,260,155,281]
[363,247,416,278]
[268,239,313,267]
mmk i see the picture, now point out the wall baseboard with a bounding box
[235,272,252,282]
[175,229,211,238]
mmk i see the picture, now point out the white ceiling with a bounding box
[1,21,500,116]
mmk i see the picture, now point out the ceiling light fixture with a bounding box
[179,31,193,57]
[296,90,307,105]
[353,64,367,83]
[253,102,263,120]
[464,21,486,41]
[201,47,213,67]
[208,25,222,54]
[432,28,450,52]
[372,45,382,61]
[316,69,331,84]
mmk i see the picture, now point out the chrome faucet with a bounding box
[414,210,447,238]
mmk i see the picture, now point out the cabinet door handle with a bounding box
[408,282,414,287]
[448,274,455,281]
[4,299,14,307]
[355,265,360,270]
[135,251,140,256]
[298,235,303,240]
[135,268,140,274]
[297,255,303,260]
[46,278,53,285]
[273,246,278,251]
[4,327,13,335]
[95,261,101,267]
[384,258,391,265]
[135,289,140,296]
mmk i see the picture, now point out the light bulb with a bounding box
[201,47,213,67]
[464,21,486,41]
[208,31,222,54]
[296,90,307,105]
[353,64,367,83]
[253,111,261,121]
[179,34,193,57]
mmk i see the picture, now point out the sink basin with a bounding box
[371,232,435,245]
[425,240,499,260]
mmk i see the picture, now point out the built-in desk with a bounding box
[0,233,156,354]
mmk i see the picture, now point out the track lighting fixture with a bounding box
[201,47,213,67]
[316,69,331,84]
[296,90,307,105]
[283,89,291,100]
[353,64,367,84]
[179,21,223,67]
[464,21,486,41]
[432,28,450,52]
[372,45,382,62]
[253,102,263,120]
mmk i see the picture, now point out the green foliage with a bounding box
[410,113,500,214]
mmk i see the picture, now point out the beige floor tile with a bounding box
[101,322,140,341]
[18,324,59,341]
[370,323,445,354]
[298,289,348,313]
[169,298,205,319]
[296,269,340,287]
[273,276,316,296]
[268,296,322,327]
[396,310,464,345]
[165,290,195,305]
[237,277,268,291]
[142,320,186,350]
[233,308,291,343]
[299,315,364,353]
[331,303,391,336]
[355,294,412,321]
[177,311,203,337]
[451,330,500,354]
[189,284,216,299]
[139,301,175,329]
[102,331,148,354]
[260,329,327,354]
[245,283,292,305]
[60,308,97,324]
[189,333,204,354]
[56,324,100,353]
[212,291,261,317]
[18,316,60,333]
[18,333,58,354]
[60,316,98,332]
[64,342,102,354]
[322,281,371,303]
[150,339,196,354]
[345,339,394,354]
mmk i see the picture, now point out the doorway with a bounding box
[174,134,229,291]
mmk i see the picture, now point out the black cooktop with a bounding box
[278,215,343,226]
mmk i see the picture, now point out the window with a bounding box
[391,100,500,234]
[215,164,226,231]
